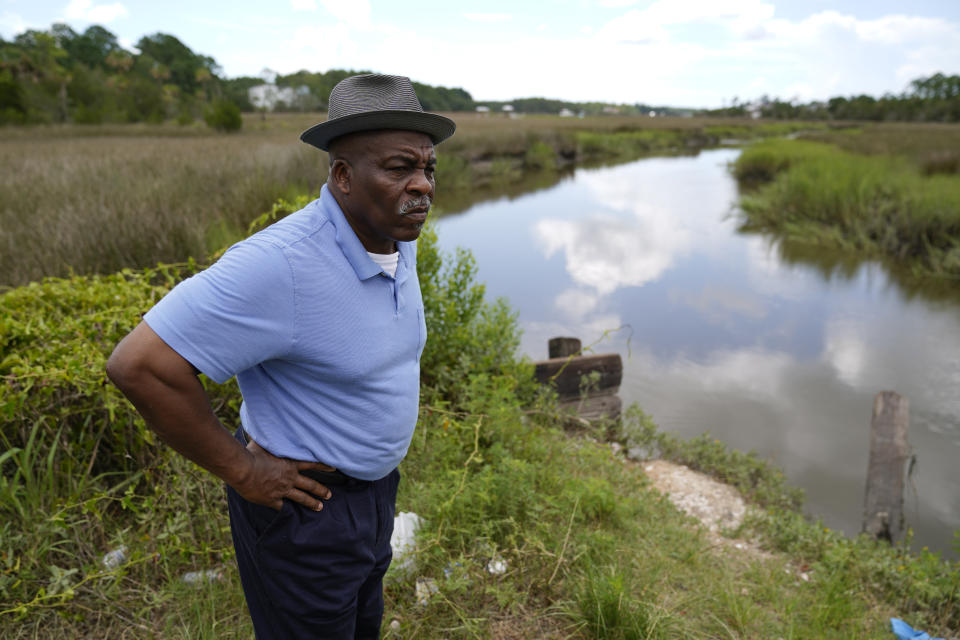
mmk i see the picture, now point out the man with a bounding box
[106,74,455,639]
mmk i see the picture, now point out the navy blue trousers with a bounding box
[226,429,399,639]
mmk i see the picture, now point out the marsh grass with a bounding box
[800,122,960,175]
[0,132,327,287]
[2,114,820,287]
[735,138,960,277]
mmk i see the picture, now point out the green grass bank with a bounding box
[735,135,960,279]
[2,195,958,637]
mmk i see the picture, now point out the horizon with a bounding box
[2,0,959,109]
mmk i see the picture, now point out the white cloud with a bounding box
[64,0,128,23]
[290,24,359,61]
[64,0,91,19]
[290,0,317,11]
[854,14,956,45]
[534,208,688,295]
[0,11,28,38]
[463,12,511,23]
[627,0,776,28]
[218,2,960,107]
[554,288,600,319]
[595,10,669,44]
[319,0,370,26]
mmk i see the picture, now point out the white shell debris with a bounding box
[181,569,224,584]
[415,577,438,606]
[101,546,128,570]
[642,460,747,533]
[486,557,508,575]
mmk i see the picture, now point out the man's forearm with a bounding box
[107,321,332,511]
[106,322,253,488]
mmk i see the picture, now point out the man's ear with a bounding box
[330,159,352,195]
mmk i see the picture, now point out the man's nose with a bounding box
[407,169,432,195]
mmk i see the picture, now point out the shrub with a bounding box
[203,99,242,133]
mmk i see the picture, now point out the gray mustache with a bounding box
[399,196,432,215]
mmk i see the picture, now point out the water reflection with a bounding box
[758,234,960,307]
[434,149,960,557]
[534,214,688,294]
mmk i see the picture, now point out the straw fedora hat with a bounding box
[300,74,456,151]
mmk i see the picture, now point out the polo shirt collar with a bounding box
[321,185,381,281]
[319,185,415,282]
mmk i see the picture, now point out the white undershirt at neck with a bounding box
[367,251,399,278]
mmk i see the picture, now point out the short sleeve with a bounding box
[144,240,296,383]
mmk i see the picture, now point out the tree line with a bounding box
[702,73,960,122]
[0,23,476,126]
[5,22,956,127]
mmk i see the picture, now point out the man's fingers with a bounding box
[287,488,325,511]
[294,475,332,500]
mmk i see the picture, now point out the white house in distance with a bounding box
[248,68,312,111]
[249,84,300,111]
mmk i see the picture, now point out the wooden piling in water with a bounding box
[533,337,623,422]
[862,391,910,543]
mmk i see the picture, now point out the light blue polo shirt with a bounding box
[144,185,426,480]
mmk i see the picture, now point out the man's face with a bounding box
[335,130,436,254]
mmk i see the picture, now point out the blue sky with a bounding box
[2,0,959,107]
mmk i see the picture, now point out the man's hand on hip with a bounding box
[236,438,335,512]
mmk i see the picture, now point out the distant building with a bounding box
[475,105,491,114]
[602,105,621,114]
[502,104,514,112]
[559,108,575,117]
[249,84,311,111]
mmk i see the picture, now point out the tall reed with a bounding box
[737,139,960,276]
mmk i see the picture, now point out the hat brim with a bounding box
[300,110,456,151]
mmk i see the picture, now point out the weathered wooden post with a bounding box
[548,337,583,359]
[862,391,910,543]
[533,337,623,422]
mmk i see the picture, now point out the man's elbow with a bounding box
[105,341,139,392]
[106,330,154,394]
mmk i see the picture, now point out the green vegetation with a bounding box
[0,25,473,126]
[203,99,242,132]
[735,137,960,278]
[2,191,958,637]
[702,72,960,122]
[1,113,823,288]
